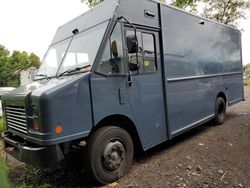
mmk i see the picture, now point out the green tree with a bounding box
[0,44,41,87]
[0,45,10,86]
[245,63,250,69]
[171,0,198,11]
[244,63,250,74]
[202,0,250,28]
[81,0,104,7]
[29,53,41,68]
[171,0,250,28]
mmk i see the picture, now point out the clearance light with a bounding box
[55,123,63,134]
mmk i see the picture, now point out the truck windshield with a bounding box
[36,21,109,78]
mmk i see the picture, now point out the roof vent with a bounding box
[145,10,155,19]
[72,29,79,35]
[199,20,205,25]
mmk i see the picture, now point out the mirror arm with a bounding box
[118,16,136,36]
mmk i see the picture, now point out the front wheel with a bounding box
[214,97,226,125]
[86,126,134,184]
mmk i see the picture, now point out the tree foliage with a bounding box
[81,0,250,28]
[202,0,250,28]
[244,63,250,74]
[171,0,250,28]
[245,63,250,69]
[171,0,197,11]
[0,44,41,87]
[81,0,104,7]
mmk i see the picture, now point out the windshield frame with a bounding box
[35,20,111,80]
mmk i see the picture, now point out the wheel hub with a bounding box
[103,140,125,171]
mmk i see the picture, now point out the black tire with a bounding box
[86,126,134,184]
[214,97,226,125]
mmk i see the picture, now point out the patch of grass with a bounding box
[244,78,250,86]
[0,117,6,134]
[0,157,10,188]
[0,117,5,134]
[7,165,53,188]
[7,160,90,187]
[18,183,52,188]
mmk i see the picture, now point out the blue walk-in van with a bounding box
[1,0,244,184]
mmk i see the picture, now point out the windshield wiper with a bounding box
[57,64,91,78]
[36,74,48,79]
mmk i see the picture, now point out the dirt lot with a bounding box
[1,87,250,188]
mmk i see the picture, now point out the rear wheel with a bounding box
[214,97,226,125]
[86,126,134,184]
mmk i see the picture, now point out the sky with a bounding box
[0,0,89,59]
[0,0,249,65]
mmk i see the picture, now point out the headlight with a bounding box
[32,105,40,131]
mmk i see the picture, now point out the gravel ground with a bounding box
[116,87,250,188]
[1,87,250,188]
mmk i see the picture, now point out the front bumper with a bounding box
[2,131,64,168]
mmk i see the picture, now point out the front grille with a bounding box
[5,106,27,134]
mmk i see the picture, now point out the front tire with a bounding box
[214,97,226,125]
[86,126,134,184]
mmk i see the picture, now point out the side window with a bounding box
[96,23,125,75]
[126,30,143,74]
[127,30,157,74]
[142,33,157,73]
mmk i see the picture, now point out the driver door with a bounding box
[125,27,168,149]
[90,23,168,150]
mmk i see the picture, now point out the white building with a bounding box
[20,67,38,86]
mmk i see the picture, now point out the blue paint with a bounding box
[1,0,244,164]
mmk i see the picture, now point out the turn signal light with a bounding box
[55,123,63,134]
[33,124,40,131]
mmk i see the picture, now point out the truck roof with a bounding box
[51,0,119,45]
[51,0,240,45]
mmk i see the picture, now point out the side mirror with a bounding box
[127,35,138,54]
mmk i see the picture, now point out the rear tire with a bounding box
[86,126,134,184]
[214,97,226,125]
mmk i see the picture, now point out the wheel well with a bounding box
[89,115,143,153]
[217,92,227,103]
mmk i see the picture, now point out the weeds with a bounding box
[0,156,10,188]
[7,165,52,188]
[18,183,51,188]
[6,161,90,187]
[0,117,5,134]
[244,78,250,86]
